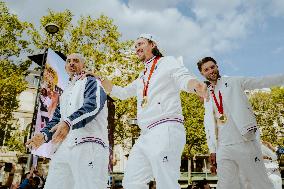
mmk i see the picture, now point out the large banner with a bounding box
[32,49,69,158]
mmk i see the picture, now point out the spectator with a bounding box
[32,170,44,189]
[18,167,35,189]
[30,177,40,189]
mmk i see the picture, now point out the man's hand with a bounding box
[188,79,209,101]
[51,121,70,144]
[101,79,113,94]
[195,82,209,101]
[26,133,45,150]
[209,153,217,175]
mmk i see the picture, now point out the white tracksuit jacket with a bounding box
[41,76,109,149]
[111,56,195,131]
[204,75,284,153]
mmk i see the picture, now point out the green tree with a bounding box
[0,2,31,148]
[181,92,207,159]
[0,2,31,58]
[250,87,284,146]
[5,124,29,153]
[0,60,30,147]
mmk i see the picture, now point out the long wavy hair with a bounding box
[147,40,163,57]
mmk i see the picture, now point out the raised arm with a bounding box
[170,56,208,99]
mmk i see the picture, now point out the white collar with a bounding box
[70,72,83,83]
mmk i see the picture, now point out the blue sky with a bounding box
[4,0,284,79]
[218,17,284,77]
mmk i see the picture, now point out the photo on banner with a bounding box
[32,48,69,158]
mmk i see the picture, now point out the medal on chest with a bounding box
[211,90,227,124]
[141,56,160,108]
[141,96,148,108]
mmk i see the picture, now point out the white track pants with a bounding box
[44,141,109,189]
[122,122,186,189]
[216,140,274,189]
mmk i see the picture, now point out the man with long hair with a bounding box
[101,34,207,189]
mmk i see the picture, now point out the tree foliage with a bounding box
[0,2,31,147]
[181,92,207,158]
[250,87,284,146]
[0,2,31,59]
[5,124,29,153]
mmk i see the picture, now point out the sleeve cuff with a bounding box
[64,118,72,129]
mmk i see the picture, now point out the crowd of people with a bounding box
[0,165,45,189]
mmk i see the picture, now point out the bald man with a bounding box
[26,53,109,189]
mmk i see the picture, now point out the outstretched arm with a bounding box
[170,56,208,100]
[239,74,284,91]
[83,71,138,100]
[109,79,138,100]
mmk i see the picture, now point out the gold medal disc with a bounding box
[219,114,227,124]
[141,97,148,108]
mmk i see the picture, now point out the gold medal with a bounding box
[141,57,161,109]
[141,96,148,108]
[219,114,227,124]
[211,90,227,124]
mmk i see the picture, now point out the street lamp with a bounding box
[31,22,60,129]
[45,23,59,34]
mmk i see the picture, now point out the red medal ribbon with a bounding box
[143,56,161,97]
[211,90,224,115]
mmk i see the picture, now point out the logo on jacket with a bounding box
[254,156,260,163]
[163,156,168,162]
[88,161,94,168]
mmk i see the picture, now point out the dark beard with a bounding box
[206,71,221,84]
